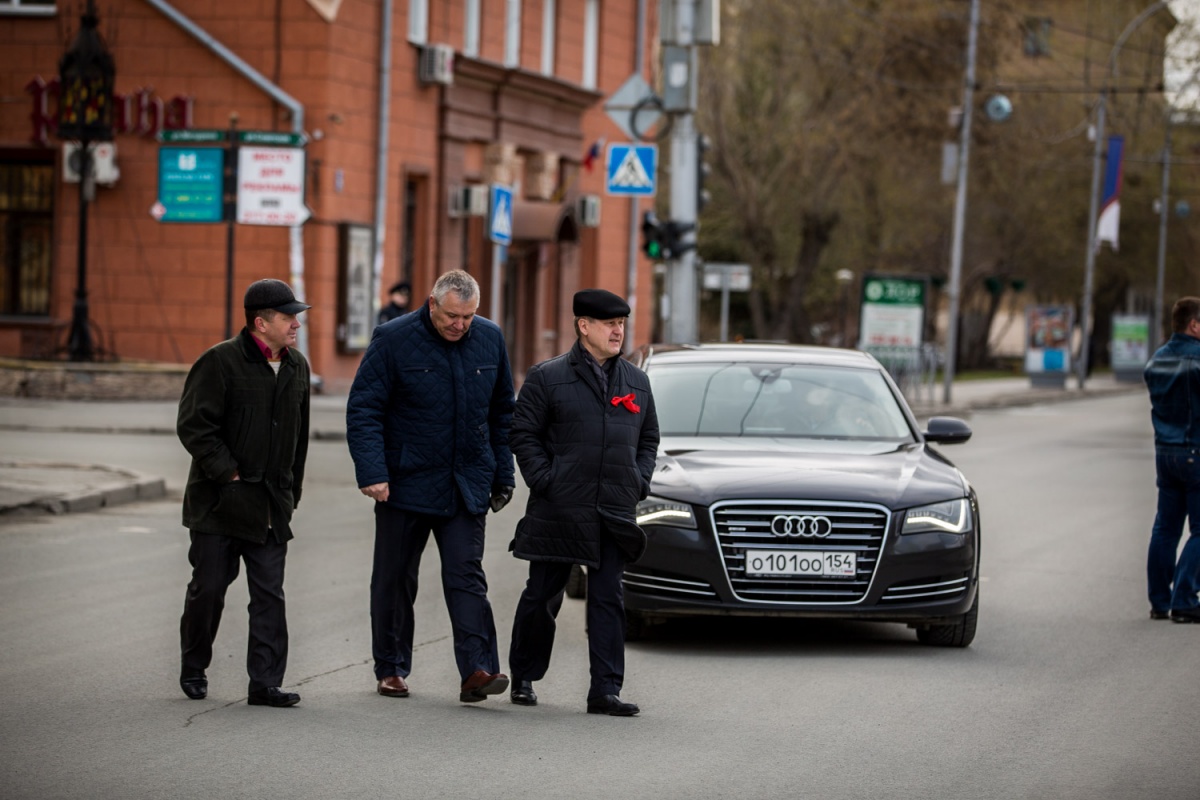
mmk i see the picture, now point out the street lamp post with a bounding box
[56,0,115,362]
[836,268,854,347]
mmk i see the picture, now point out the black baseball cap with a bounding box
[244,279,311,314]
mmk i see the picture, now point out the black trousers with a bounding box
[179,531,288,693]
[370,503,500,682]
[509,534,626,701]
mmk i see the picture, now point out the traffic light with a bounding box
[697,133,712,213]
[641,210,665,259]
[662,220,696,259]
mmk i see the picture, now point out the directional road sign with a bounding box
[489,184,513,245]
[604,73,662,142]
[154,146,225,223]
[605,143,657,196]
[158,129,227,144]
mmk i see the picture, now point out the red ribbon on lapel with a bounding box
[611,393,641,413]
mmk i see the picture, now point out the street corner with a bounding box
[0,460,166,519]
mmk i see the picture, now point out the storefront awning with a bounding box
[512,200,579,243]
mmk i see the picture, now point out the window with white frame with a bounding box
[505,0,522,67]
[583,0,599,89]
[0,0,56,15]
[465,0,481,57]
[408,0,428,44]
[541,0,557,76]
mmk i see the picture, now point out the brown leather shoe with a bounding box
[459,670,509,702]
[377,676,410,697]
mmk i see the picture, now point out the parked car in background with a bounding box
[566,343,981,646]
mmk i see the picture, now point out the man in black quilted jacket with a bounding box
[346,270,516,703]
[507,288,660,716]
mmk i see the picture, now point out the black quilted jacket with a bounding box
[345,303,515,516]
[509,341,660,567]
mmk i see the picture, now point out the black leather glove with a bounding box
[489,486,514,513]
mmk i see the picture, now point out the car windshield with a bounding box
[648,361,915,441]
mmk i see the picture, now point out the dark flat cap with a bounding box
[244,279,311,314]
[574,288,630,319]
[388,281,411,294]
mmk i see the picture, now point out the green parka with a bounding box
[178,329,310,543]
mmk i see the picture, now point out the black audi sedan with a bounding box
[568,342,980,647]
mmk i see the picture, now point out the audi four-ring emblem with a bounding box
[770,514,833,538]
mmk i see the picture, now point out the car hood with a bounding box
[650,436,968,510]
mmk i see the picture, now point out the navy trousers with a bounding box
[509,534,626,701]
[179,530,289,693]
[370,502,500,682]
[1148,450,1200,612]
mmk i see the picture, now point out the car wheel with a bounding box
[916,591,978,647]
[565,564,587,599]
[625,609,651,641]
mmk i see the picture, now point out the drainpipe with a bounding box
[142,0,311,361]
[373,0,395,322]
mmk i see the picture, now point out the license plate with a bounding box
[744,550,856,577]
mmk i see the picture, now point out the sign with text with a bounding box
[236,146,310,226]
[858,275,927,348]
[154,146,224,223]
[1024,305,1073,374]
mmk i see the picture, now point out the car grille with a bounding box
[711,500,889,604]
[622,568,718,599]
[880,574,970,603]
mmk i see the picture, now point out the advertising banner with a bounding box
[1111,313,1149,382]
[1025,306,1073,379]
[858,275,926,348]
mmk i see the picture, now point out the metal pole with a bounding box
[1081,1,1168,388]
[224,115,238,340]
[1155,118,1170,346]
[665,0,698,344]
[67,139,94,361]
[625,0,647,350]
[490,244,504,322]
[719,271,730,342]
[941,0,979,403]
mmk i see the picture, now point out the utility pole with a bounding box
[942,0,980,404]
[663,0,700,344]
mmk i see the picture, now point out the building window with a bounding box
[505,0,522,67]
[541,0,557,76]
[0,161,54,317]
[1023,17,1052,58]
[408,0,428,44]
[403,178,419,283]
[583,0,599,89]
[0,0,56,17]
[465,0,481,57]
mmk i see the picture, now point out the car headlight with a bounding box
[901,498,972,535]
[636,495,697,528]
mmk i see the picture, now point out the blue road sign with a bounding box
[490,184,513,245]
[155,147,224,223]
[605,143,657,196]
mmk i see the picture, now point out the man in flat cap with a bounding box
[378,281,411,326]
[176,278,311,707]
[507,288,660,716]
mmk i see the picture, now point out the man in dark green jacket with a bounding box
[176,279,311,707]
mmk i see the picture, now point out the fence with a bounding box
[864,344,941,407]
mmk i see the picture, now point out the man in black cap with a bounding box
[176,278,311,707]
[507,288,660,716]
[378,281,411,326]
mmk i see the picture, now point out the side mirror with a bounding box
[923,416,972,445]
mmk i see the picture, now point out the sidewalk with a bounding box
[0,373,1143,519]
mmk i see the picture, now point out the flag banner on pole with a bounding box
[1097,135,1124,252]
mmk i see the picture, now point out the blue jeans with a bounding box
[1148,450,1200,612]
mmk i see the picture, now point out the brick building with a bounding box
[1,0,659,390]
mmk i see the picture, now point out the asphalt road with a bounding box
[1,392,1197,799]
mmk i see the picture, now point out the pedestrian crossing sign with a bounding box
[605,144,657,197]
[489,184,513,245]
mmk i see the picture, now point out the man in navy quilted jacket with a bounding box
[346,270,517,702]
[1144,296,1200,624]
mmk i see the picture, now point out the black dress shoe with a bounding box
[247,687,301,707]
[180,674,208,700]
[587,694,639,716]
[1171,607,1200,624]
[1151,609,1171,621]
[510,679,537,706]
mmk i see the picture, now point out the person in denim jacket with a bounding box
[1144,296,1200,623]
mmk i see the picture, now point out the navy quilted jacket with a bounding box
[345,303,516,516]
[509,341,660,567]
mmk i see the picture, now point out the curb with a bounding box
[0,460,167,518]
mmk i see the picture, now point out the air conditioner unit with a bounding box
[63,141,120,185]
[462,185,488,217]
[577,194,601,227]
[419,43,455,86]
